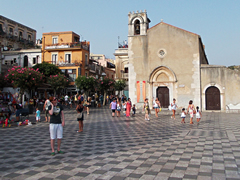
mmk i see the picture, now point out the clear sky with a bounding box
[1,0,239,66]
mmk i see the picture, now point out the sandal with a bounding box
[51,152,55,156]
[57,150,64,154]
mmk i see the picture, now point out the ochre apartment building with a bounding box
[42,31,90,88]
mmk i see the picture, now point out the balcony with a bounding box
[89,64,96,72]
[45,42,89,51]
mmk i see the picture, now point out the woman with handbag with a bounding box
[187,100,195,124]
[76,101,86,132]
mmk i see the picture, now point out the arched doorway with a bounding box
[156,87,169,108]
[206,86,220,110]
[24,55,28,67]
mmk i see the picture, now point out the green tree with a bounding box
[32,61,62,78]
[5,66,44,98]
[47,74,69,96]
[114,79,126,96]
[75,76,97,96]
[98,77,115,105]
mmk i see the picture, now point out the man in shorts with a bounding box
[48,97,65,156]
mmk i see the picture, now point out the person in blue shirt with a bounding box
[35,107,41,122]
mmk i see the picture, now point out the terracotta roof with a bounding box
[147,22,199,36]
[42,31,79,36]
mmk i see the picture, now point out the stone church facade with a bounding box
[114,11,240,111]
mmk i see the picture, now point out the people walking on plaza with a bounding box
[171,98,177,120]
[35,107,41,122]
[69,97,72,109]
[196,106,202,123]
[76,100,86,132]
[153,98,161,117]
[44,98,51,122]
[106,95,109,104]
[181,108,186,123]
[116,98,121,117]
[86,96,91,115]
[48,97,65,156]
[35,97,39,108]
[100,94,103,105]
[143,98,150,121]
[109,95,113,104]
[122,100,127,115]
[187,100,195,124]
[110,98,117,117]
[121,95,125,104]
[126,98,132,117]
[64,94,69,106]
[132,104,136,116]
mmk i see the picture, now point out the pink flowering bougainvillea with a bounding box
[5,66,44,94]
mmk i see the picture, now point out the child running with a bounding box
[35,108,41,122]
[181,108,186,123]
[196,106,202,122]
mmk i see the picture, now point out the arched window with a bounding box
[28,35,31,42]
[19,31,23,40]
[134,19,140,35]
[24,55,28,67]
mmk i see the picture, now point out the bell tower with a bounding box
[127,10,151,108]
[128,10,150,36]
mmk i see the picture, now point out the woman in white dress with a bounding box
[187,100,195,124]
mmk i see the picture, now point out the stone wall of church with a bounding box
[146,23,202,109]
[128,35,148,107]
[201,65,240,111]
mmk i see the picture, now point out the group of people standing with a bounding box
[170,98,202,124]
[109,97,136,117]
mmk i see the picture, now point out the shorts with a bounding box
[49,124,63,139]
[45,110,49,117]
[36,116,40,121]
[16,109,22,117]
[112,109,116,113]
[117,109,121,111]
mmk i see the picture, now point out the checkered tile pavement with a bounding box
[1,106,240,180]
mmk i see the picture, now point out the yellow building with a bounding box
[42,31,90,90]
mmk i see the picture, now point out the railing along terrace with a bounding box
[45,42,89,51]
